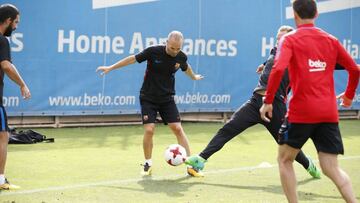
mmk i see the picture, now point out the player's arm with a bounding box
[264,39,292,105]
[335,42,360,107]
[96,55,136,75]
[336,65,360,107]
[0,60,31,99]
[257,48,277,74]
[260,38,292,122]
[256,63,265,74]
[185,63,204,80]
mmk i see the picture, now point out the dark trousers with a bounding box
[199,93,309,169]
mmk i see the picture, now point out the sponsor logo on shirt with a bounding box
[308,59,326,72]
[154,59,162,64]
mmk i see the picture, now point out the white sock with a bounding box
[144,159,152,166]
[0,174,5,184]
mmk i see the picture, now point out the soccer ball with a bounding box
[164,144,187,166]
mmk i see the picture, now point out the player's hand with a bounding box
[256,64,265,74]
[260,103,273,122]
[20,85,31,100]
[192,74,204,80]
[96,66,112,76]
[336,92,352,108]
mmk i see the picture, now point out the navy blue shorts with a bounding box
[0,106,8,132]
[278,119,344,154]
[140,99,181,124]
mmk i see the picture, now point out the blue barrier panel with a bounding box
[3,0,359,116]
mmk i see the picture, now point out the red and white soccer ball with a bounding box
[164,144,187,166]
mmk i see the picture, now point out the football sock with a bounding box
[295,151,309,169]
[144,159,152,166]
[0,174,5,184]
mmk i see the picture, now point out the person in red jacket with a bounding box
[260,0,359,202]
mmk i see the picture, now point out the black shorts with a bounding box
[140,98,181,124]
[0,106,8,132]
[278,119,344,154]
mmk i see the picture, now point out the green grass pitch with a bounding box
[1,120,359,202]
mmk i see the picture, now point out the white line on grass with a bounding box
[2,155,360,196]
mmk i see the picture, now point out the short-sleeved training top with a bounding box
[135,45,188,103]
[0,35,11,105]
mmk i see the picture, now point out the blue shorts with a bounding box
[0,106,8,132]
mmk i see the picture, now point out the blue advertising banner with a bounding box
[3,0,360,116]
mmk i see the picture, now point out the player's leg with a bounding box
[140,99,158,175]
[318,152,356,202]
[159,100,190,155]
[141,123,155,175]
[0,106,19,190]
[278,144,300,203]
[266,113,320,178]
[167,122,203,177]
[187,95,261,170]
[313,123,356,202]
[277,122,314,202]
[159,100,203,177]
[168,122,190,156]
[0,131,8,187]
[143,123,155,161]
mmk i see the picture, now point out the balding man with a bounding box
[97,31,204,177]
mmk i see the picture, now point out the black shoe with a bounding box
[141,163,152,176]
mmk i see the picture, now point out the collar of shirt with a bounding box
[297,23,315,28]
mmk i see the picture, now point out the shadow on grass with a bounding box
[101,176,194,197]
[99,176,345,201]
[195,178,343,201]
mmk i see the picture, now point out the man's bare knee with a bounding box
[169,124,183,135]
[144,125,155,136]
[278,155,293,166]
[320,163,333,177]
[278,145,298,167]
[319,152,339,178]
[0,131,9,142]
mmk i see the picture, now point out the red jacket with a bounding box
[264,24,359,123]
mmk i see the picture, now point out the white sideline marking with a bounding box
[1,155,360,196]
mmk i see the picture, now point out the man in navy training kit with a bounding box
[185,25,321,179]
[0,4,31,190]
[97,31,204,177]
[260,0,359,202]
